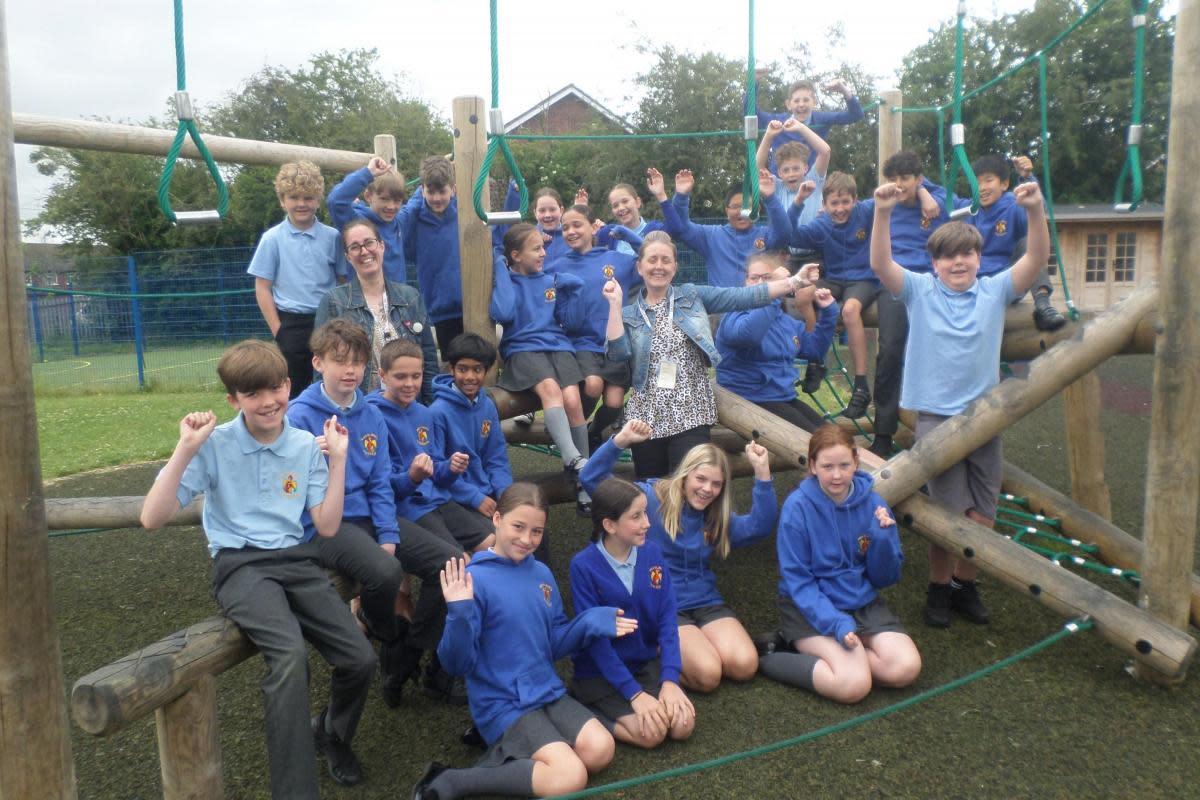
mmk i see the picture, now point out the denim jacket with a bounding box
[607,282,772,392]
[315,277,440,404]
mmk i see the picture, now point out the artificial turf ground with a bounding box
[44,354,1200,799]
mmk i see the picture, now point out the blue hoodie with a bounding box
[715,299,839,402]
[580,438,779,610]
[545,247,641,352]
[326,166,410,285]
[285,382,400,545]
[492,181,571,262]
[776,471,903,642]
[490,256,585,359]
[661,192,793,288]
[887,178,949,273]
[365,392,459,522]
[790,199,877,283]
[438,549,620,745]
[957,191,1029,276]
[428,374,513,511]
[570,539,682,699]
[398,189,464,324]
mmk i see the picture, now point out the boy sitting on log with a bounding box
[869,179,1050,628]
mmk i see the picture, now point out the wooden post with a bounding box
[373,134,397,171]
[877,88,903,182]
[1062,370,1112,519]
[713,387,1196,676]
[156,675,223,800]
[0,4,78,795]
[1136,0,1200,684]
[451,96,497,348]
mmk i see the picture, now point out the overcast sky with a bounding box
[6,0,1103,237]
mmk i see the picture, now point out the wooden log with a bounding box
[1062,370,1113,519]
[1001,462,1200,629]
[373,134,397,173]
[156,675,223,800]
[452,96,498,351]
[871,284,1159,507]
[1136,0,1200,684]
[876,89,903,183]
[45,495,202,530]
[0,9,79,795]
[14,113,371,173]
[713,389,1197,676]
[999,310,1157,361]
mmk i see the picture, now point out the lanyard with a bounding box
[638,287,673,329]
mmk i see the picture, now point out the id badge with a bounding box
[656,359,678,390]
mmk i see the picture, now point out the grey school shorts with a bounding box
[575,349,632,388]
[915,412,1002,521]
[477,694,597,767]
[676,603,737,629]
[571,659,663,731]
[817,278,880,312]
[497,350,584,393]
[778,594,906,643]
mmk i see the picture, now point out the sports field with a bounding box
[33,342,239,394]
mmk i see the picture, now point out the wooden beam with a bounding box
[451,96,498,350]
[1001,462,1200,628]
[156,675,223,800]
[14,113,371,173]
[1062,370,1112,519]
[0,6,78,795]
[871,284,1159,507]
[712,386,1196,676]
[1136,0,1200,684]
[876,89,902,183]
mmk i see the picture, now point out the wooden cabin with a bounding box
[1046,203,1164,312]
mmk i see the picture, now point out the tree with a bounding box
[28,49,451,256]
[898,0,1173,204]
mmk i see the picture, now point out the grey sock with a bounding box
[429,757,536,798]
[570,424,590,459]
[544,406,581,464]
[759,651,819,691]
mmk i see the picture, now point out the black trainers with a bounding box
[379,641,423,708]
[412,761,448,800]
[801,362,827,394]
[312,708,364,787]
[950,579,991,624]
[423,668,469,705]
[566,457,591,517]
[842,385,872,419]
[1032,303,1067,332]
[461,723,486,749]
[923,582,952,628]
[754,630,792,658]
[514,411,536,427]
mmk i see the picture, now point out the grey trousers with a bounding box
[873,289,908,438]
[317,519,406,642]
[212,541,377,800]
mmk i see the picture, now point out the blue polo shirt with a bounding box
[596,541,638,594]
[247,218,344,314]
[174,414,328,557]
[897,270,1018,415]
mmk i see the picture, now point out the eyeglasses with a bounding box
[346,238,380,254]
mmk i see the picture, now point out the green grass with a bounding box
[37,389,231,479]
[36,354,1200,798]
[33,343,235,394]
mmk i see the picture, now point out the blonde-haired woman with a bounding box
[581,419,778,693]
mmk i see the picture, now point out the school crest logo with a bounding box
[792,335,801,347]
[649,565,664,589]
[481,419,492,438]
[544,288,556,302]
[920,217,931,230]
[282,473,299,496]
[539,583,554,606]
[855,228,867,241]
[753,237,766,251]
[857,534,871,554]
[603,265,615,279]
[416,426,430,446]
[361,433,378,456]
[995,220,1008,236]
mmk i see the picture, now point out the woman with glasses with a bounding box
[316,219,439,402]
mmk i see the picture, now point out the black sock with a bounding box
[871,434,893,452]
[590,404,622,437]
[1033,289,1052,308]
[428,758,536,799]
[759,651,819,691]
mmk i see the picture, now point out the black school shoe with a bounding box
[1033,303,1067,332]
[754,630,793,658]
[842,385,872,419]
[379,641,423,708]
[461,723,487,749]
[923,582,952,628]
[950,579,991,624]
[423,667,469,705]
[312,708,364,787]
[412,761,448,800]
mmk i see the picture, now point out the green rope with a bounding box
[471,0,529,224]
[741,0,760,217]
[26,286,251,300]
[156,0,229,223]
[503,130,742,142]
[942,1,980,215]
[1036,54,1079,319]
[995,505,1061,529]
[553,619,1093,800]
[1113,0,1149,211]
